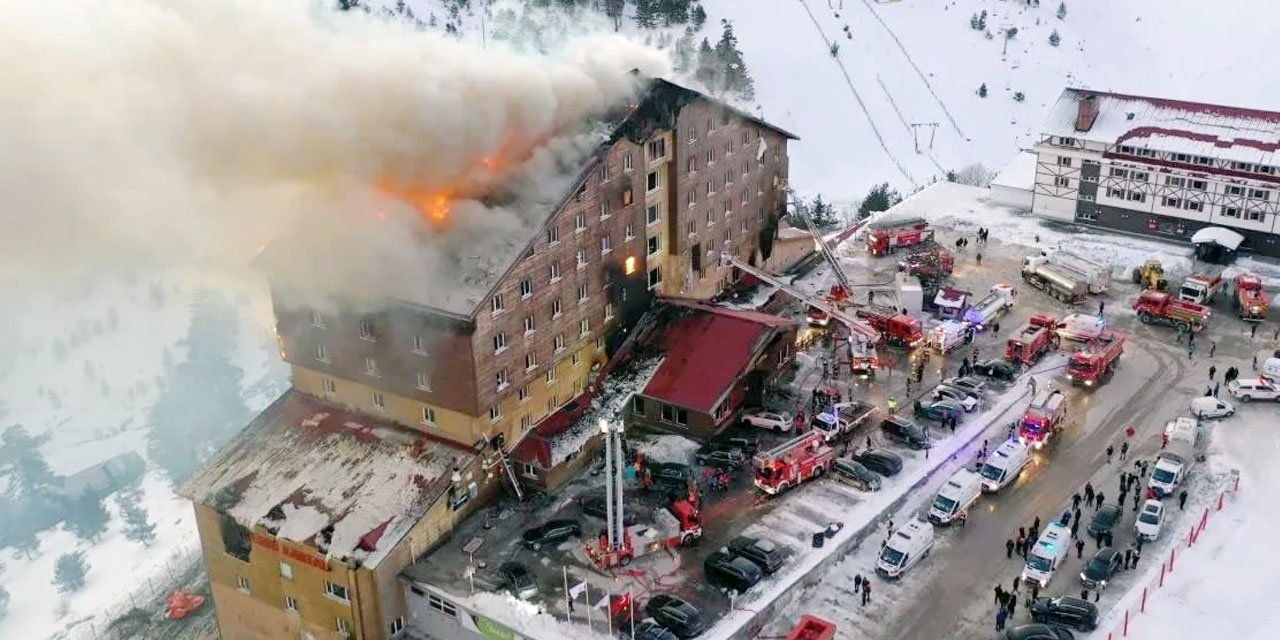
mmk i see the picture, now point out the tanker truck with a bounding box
[1021,257,1088,304]
[961,284,1017,330]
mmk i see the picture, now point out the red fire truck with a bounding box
[866,218,934,256]
[856,305,926,349]
[753,432,835,495]
[807,284,853,326]
[1234,272,1269,321]
[585,488,703,569]
[1066,332,1125,387]
[1005,314,1059,366]
[1133,291,1211,332]
[785,615,838,640]
[1018,389,1067,449]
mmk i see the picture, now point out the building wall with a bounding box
[1032,134,1280,255]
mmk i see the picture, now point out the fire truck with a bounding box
[725,256,883,376]
[1233,272,1269,321]
[753,431,835,495]
[866,217,934,256]
[856,304,926,349]
[1066,332,1125,387]
[806,284,852,327]
[1133,291,1211,332]
[1005,314,1059,366]
[1178,273,1224,305]
[585,489,703,569]
[1018,389,1067,449]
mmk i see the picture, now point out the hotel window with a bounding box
[554,335,565,353]
[358,319,375,340]
[706,179,715,197]
[389,616,406,636]
[647,205,661,225]
[280,562,294,580]
[725,169,734,186]
[571,352,582,366]
[546,366,558,384]
[428,594,458,617]
[647,138,666,159]
[626,221,636,240]
[1109,168,1128,178]
[1185,200,1203,211]
[1250,189,1270,201]
[1058,136,1076,146]
[1162,197,1181,208]
[1127,191,1146,203]
[686,157,697,174]
[601,235,612,254]
[687,125,698,144]
[686,220,696,236]
[742,130,750,146]
[416,371,432,391]
[525,352,538,371]
[648,267,663,289]
[523,315,535,334]
[337,618,351,638]
[575,212,586,231]
[741,190,749,205]
[1222,207,1241,218]
[371,391,385,409]
[520,415,533,431]
[310,310,325,328]
[576,249,588,268]
[546,226,560,245]
[1195,156,1213,166]
[605,303,616,321]
[421,406,436,425]
[706,148,715,165]
[1057,156,1072,167]
[551,298,563,318]
[364,357,379,376]
[688,190,697,208]
[742,160,750,176]
[1165,176,1185,187]
[1190,180,1207,191]
[1106,188,1125,199]
[550,262,562,282]
[1173,153,1190,163]
[517,385,530,402]
[646,171,659,192]
[1245,209,1264,222]
[492,293,505,314]
[577,282,589,303]
[323,377,336,394]
[493,332,507,353]
[237,576,250,593]
[622,153,633,172]
[496,368,509,391]
[286,596,299,612]
[706,210,715,227]
[1055,177,1070,187]
[489,405,503,421]
[579,318,591,336]
[1226,185,1244,196]
[1132,172,1149,182]
[648,236,660,256]
[520,277,533,298]
[412,334,427,354]
[599,163,611,182]
[600,201,611,219]
[315,343,329,363]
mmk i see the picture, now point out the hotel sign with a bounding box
[252,532,330,571]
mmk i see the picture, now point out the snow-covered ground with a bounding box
[1111,407,1274,640]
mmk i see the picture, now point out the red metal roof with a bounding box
[643,307,791,413]
[1069,88,1280,124]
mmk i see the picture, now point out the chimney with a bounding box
[1075,94,1099,132]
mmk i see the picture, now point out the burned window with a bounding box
[220,513,252,562]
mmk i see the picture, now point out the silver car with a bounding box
[832,458,883,491]
[932,384,979,412]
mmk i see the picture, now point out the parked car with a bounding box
[694,443,744,470]
[1135,499,1165,541]
[646,463,694,492]
[854,449,904,476]
[942,376,988,395]
[913,398,965,424]
[1029,595,1099,631]
[498,562,537,599]
[626,619,679,640]
[1078,548,1121,590]
[715,436,760,456]
[580,495,638,526]
[522,519,581,550]
[1190,396,1234,419]
[832,458,882,491]
[727,535,787,574]
[931,384,979,412]
[1087,504,1121,539]
[997,623,1077,640]
[1228,378,1280,402]
[973,358,1019,381]
[703,549,763,593]
[743,410,792,432]
[646,594,709,639]
[880,416,931,449]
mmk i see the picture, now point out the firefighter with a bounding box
[886,397,899,413]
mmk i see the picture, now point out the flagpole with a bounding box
[630,594,636,639]
[563,566,570,624]
[585,583,594,632]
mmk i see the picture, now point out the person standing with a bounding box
[1214,381,1221,397]
[1096,492,1105,509]
[996,606,1008,631]
[1012,576,1021,592]
[1106,445,1114,463]
[862,579,872,604]
[1251,323,1259,338]
[1072,492,1082,510]
[1120,441,1129,461]
[1006,538,1016,559]
[1070,518,1080,540]
[1209,365,1217,380]
[1124,548,1133,570]
[1008,592,1018,615]
[1179,490,1189,510]
[1085,482,1095,506]
[1098,300,1105,316]
[1075,538,1085,559]
[994,584,1004,604]
[1210,342,1216,357]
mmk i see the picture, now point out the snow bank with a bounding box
[549,359,664,463]
[634,434,701,465]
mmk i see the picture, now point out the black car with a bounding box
[973,358,1019,381]
[694,443,745,470]
[998,623,1076,640]
[646,594,709,639]
[1087,504,1121,539]
[727,535,786,574]
[647,463,694,492]
[832,458,882,491]
[497,562,537,599]
[703,549,763,593]
[853,449,903,476]
[625,619,679,640]
[580,495,638,526]
[1029,596,1099,631]
[836,400,875,427]
[913,398,965,425]
[716,436,759,456]
[880,416,931,450]
[522,519,581,550]
[1079,548,1122,589]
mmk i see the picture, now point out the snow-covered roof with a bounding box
[990,150,1037,191]
[1042,88,1280,167]
[179,390,474,568]
[1190,226,1245,250]
[777,222,815,241]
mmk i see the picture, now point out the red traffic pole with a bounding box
[1159,561,1167,586]
[1141,587,1148,613]
[1170,547,1176,571]
[1199,509,1209,533]
[1218,491,1225,511]
[1123,610,1130,636]
[1188,527,1196,546]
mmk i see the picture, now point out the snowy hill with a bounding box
[702,0,1280,201]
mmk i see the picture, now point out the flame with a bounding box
[375,178,455,228]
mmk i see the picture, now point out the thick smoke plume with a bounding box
[0,0,668,307]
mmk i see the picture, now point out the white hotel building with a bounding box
[1031,88,1280,258]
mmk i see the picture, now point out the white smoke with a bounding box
[0,0,669,307]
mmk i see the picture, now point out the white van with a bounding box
[1190,396,1234,420]
[1021,523,1071,588]
[979,440,1030,493]
[1260,357,1280,383]
[875,519,935,579]
[928,469,983,526]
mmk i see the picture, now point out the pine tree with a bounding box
[634,0,658,29]
[694,37,719,92]
[659,0,690,26]
[394,0,406,15]
[858,183,902,219]
[674,31,697,73]
[604,0,625,31]
[53,552,88,593]
[978,83,988,98]
[1049,29,1061,46]
[1014,91,1026,102]
[0,425,59,500]
[1057,2,1067,19]
[65,492,109,543]
[714,20,755,101]
[691,3,707,30]
[116,488,157,547]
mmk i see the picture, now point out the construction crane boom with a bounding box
[722,254,880,342]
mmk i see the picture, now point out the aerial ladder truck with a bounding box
[722,254,883,376]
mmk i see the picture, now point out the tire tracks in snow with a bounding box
[794,0,919,188]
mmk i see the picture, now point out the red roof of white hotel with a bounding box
[1043,88,1280,166]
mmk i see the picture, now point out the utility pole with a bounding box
[908,123,940,153]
